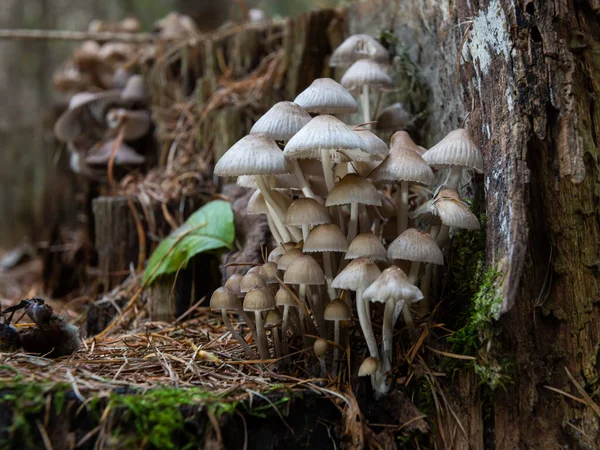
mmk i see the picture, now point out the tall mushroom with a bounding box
[421,128,483,190]
[325,173,381,242]
[303,223,349,299]
[363,266,423,376]
[214,133,301,242]
[371,131,434,235]
[332,258,381,361]
[387,228,443,328]
[283,254,326,337]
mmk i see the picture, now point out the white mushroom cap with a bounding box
[285,198,331,227]
[387,228,443,265]
[85,140,146,166]
[422,128,483,173]
[284,115,368,162]
[313,337,329,357]
[332,257,381,291]
[246,189,292,215]
[284,254,325,285]
[330,34,389,67]
[355,130,389,160]
[371,143,434,185]
[106,108,151,140]
[433,198,480,230]
[214,134,291,176]
[293,78,358,114]
[340,59,393,93]
[275,287,296,307]
[345,233,387,261]
[250,101,311,141]
[363,266,423,304]
[303,224,349,253]
[224,273,243,296]
[325,174,382,207]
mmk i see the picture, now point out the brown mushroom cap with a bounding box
[240,272,266,293]
[243,286,275,312]
[210,287,239,311]
[324,299,352,321]
[283,254,325,285]
[277,248,303,270]
[313,337,329,357]
[285,198,331,227]
[358,356,379,376]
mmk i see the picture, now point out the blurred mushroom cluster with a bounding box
[211,34,483,396]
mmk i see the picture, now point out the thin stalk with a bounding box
[281,305,290,355]
[308,285,326,337]
[272,327,282,359]
[435,225,450,247]
[222,310,255,359]
[319,357,327,378]
[253,311,271,360]
[358,204,370,234]
[381,299,396,374]
[396,180,409,235]
[267,214,283,244]
[238,307,258,344]
[347,202,359,242]
[402,303,417,340]
[298,284,311,348]
[356,289,379,359]
[408,261,421,284]
[256,175,301,242]
[265,201,292,242]
[323,252,337,300]
[301,224,310,242]
[361,84,371,126]
[445,166,462,190]
[332,321,341,377]
[321,149,335,191]
[292,160,317,199]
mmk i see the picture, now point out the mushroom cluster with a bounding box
[209,34,483,396]
[53,74,151,180]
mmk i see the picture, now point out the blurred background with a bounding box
[0,0,343,248]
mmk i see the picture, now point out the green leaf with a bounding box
[143,200,234,285]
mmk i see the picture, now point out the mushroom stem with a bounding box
[292,160,317,199]
[408,261,421,284]
[238,307,258,344]
[356,288,379,359]
[253,311,271,360]
[402,303,416,334]
[267,214,283,244]
[332,321,341,377]
[359,204,370,233]
[301,224,310,242]
[308,285,327,338]
[265,202,292,243]
[360,84,371,126]
[321,149,335,191]
[319,356,327,378]
[382,299,396,373]
[396,180,409,235]
[281,305,290,355]
[323,252,337,300]
[347,202,359,242]
[256,175,301,242]
[272,327,282,359]
[298,285,312,348]
[222,310,255,359]
[445,166,462,190]
[435,225,450,247]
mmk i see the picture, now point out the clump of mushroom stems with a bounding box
[209,34,483,397]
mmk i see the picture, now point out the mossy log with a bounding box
[348,0,600,448]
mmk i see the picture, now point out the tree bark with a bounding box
[348,0,600,448]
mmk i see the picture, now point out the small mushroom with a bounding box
[265,308,283,359]
[243,286,275,360]
[313,337,329,378]
[324,299,351,377]
[210,287,255,358]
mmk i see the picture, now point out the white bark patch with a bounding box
[463,0,511,74]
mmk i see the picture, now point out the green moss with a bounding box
[0,376,72,450]
[107,386,239,450]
